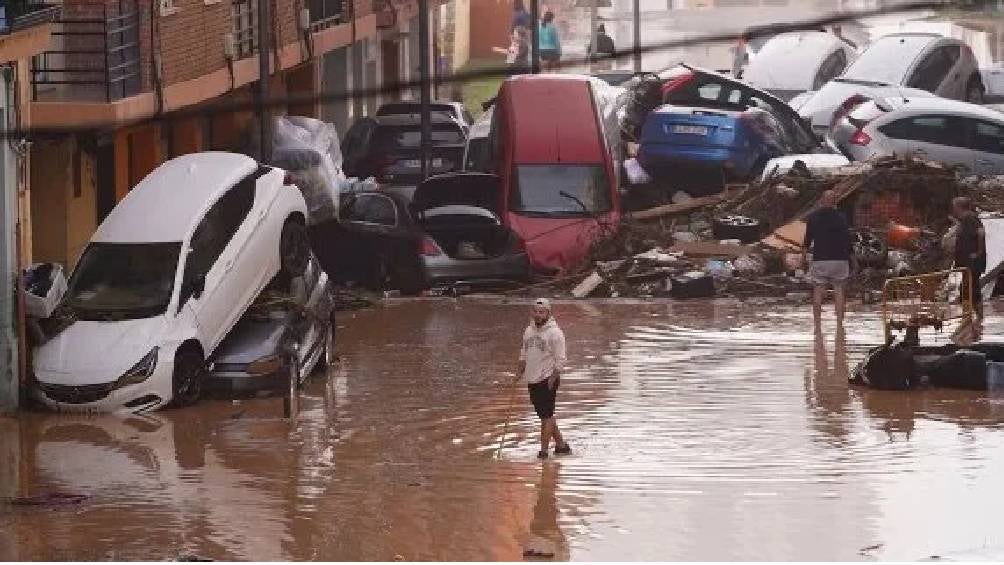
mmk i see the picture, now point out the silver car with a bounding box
[830,96,1004,176]
[207,254,334,395]
[797,33,985,137]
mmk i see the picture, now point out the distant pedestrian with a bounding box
[731,34,748,78]
[538,11,562,72]
[587,24,616,70]
[512,0,531,32]
[803,190,853,331]
[952,196,987,319]
[493,26,530,72]
[516,298,571,459]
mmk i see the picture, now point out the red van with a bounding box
[489,75,621,273]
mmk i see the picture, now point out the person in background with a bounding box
[538,11,562,72]
[512,0,531,32]
[587,23,616,71]
[731,34,748,78]
[516,298,571,459]
[952,196,987,320]
[803,190,854,332]
[493,26,530,73]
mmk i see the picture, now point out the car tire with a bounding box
[280,218,310,278]
[317,322,335,373]
[712,215,762,243]
[967,77,985,104]
[171,346,205,408]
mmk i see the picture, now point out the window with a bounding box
[907,46,960,92]
[373,126,466,151]
[341,194,398,226]
[697,83,722,102]
[511,165,612,216]
[814,50,849,90]
[182,174,257,300]
[971,120,1004,154]
[879,115,966,147]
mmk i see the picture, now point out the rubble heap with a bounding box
[532,157,988,301]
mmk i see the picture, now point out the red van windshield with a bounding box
[511,165,612,216]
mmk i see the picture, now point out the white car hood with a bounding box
[760,154,850,183]
[34,318,165,385]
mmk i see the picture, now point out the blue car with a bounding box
[638,104,798,195]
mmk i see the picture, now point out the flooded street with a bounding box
[5,299,1004,560]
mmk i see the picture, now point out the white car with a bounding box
[796,33,985,137]
[32,152,311,413]
[741,31,857,103]
[829,96,1004,176]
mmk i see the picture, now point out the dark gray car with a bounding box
[207,255,334,394]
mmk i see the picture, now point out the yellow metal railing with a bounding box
[881,268,974,345]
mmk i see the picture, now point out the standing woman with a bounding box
[538,11,562,72]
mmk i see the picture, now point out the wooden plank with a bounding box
[668,240,750,258]
[629,194,726,221]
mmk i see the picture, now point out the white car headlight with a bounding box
[115,347,159,389]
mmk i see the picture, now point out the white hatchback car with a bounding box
[796,33,985,137]
[33,152,310,413]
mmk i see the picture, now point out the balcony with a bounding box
[309,0,345,32]
[30,0,141,102]
[0,1,61,34]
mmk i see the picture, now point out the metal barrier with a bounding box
[881,267,974,345]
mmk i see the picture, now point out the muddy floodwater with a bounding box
[4,299,1004,561]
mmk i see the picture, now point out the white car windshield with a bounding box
[841,36,931,85]
[65,242,181,320]
[512,165,612,217]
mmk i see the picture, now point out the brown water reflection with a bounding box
[3,299,1004,560]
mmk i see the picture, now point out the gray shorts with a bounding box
[809,260,850,286]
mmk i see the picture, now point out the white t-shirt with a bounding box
[519,318,567,384]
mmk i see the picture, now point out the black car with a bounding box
[315,174,530,294]
[341,114,468,185]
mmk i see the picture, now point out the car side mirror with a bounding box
[190,273,206,300]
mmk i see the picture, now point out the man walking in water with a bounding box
[803,190,853,331]
[517,298,571,459]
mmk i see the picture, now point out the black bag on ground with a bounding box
[861,346,916,390]
[920,350,988,390]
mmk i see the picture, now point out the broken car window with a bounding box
[341,194,398,227]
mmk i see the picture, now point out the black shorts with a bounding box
[528,377,559,420]
[540,50,560,63]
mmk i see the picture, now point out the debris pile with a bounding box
[536,157,985,301]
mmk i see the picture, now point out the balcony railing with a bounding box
[30,0,141,102]
[0,1,61,33]
[309,0,345,32]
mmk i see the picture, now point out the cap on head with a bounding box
[953,196,974,212]
[534,298,551,310]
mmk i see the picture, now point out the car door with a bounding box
[968,118,1004,175]
[179,175,256,349]
[337,193,405,285]
[877,114,973,172]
